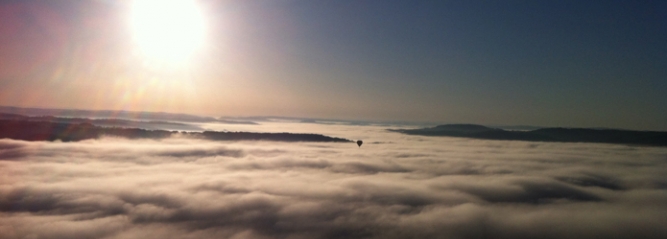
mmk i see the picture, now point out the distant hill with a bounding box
[0,106,257,125]
[389,124,667,147]
[0,112,203,131]
[200,131,350,142]
[0,119,351,143]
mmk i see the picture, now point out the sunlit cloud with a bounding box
[1,123,666,238]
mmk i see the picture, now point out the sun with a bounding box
[130,0,206,65]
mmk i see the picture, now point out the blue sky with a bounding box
[0,0,665,130]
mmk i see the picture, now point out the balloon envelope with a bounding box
[356,140,363,147]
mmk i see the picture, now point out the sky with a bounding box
[0,0,666,130]
[2,122,667,238]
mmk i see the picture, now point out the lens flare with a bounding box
[130,0,206,65]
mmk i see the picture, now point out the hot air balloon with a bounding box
[356,140,363,147]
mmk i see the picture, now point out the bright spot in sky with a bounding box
[130,0,206,65]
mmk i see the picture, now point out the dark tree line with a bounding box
[391,124,667,147]
[0,119,350,143]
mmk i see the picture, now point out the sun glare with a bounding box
[130,0,206,65]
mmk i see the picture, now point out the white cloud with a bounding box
[1,122,667,238]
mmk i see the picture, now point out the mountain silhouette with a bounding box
[390,124,667,147]
[0,118,350,143]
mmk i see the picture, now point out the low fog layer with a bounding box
[1,122,667,239]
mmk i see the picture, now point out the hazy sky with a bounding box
[0,0,666,130]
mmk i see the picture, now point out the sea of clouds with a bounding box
[1,122,667,239]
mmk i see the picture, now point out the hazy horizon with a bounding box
[0,104,665,132]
